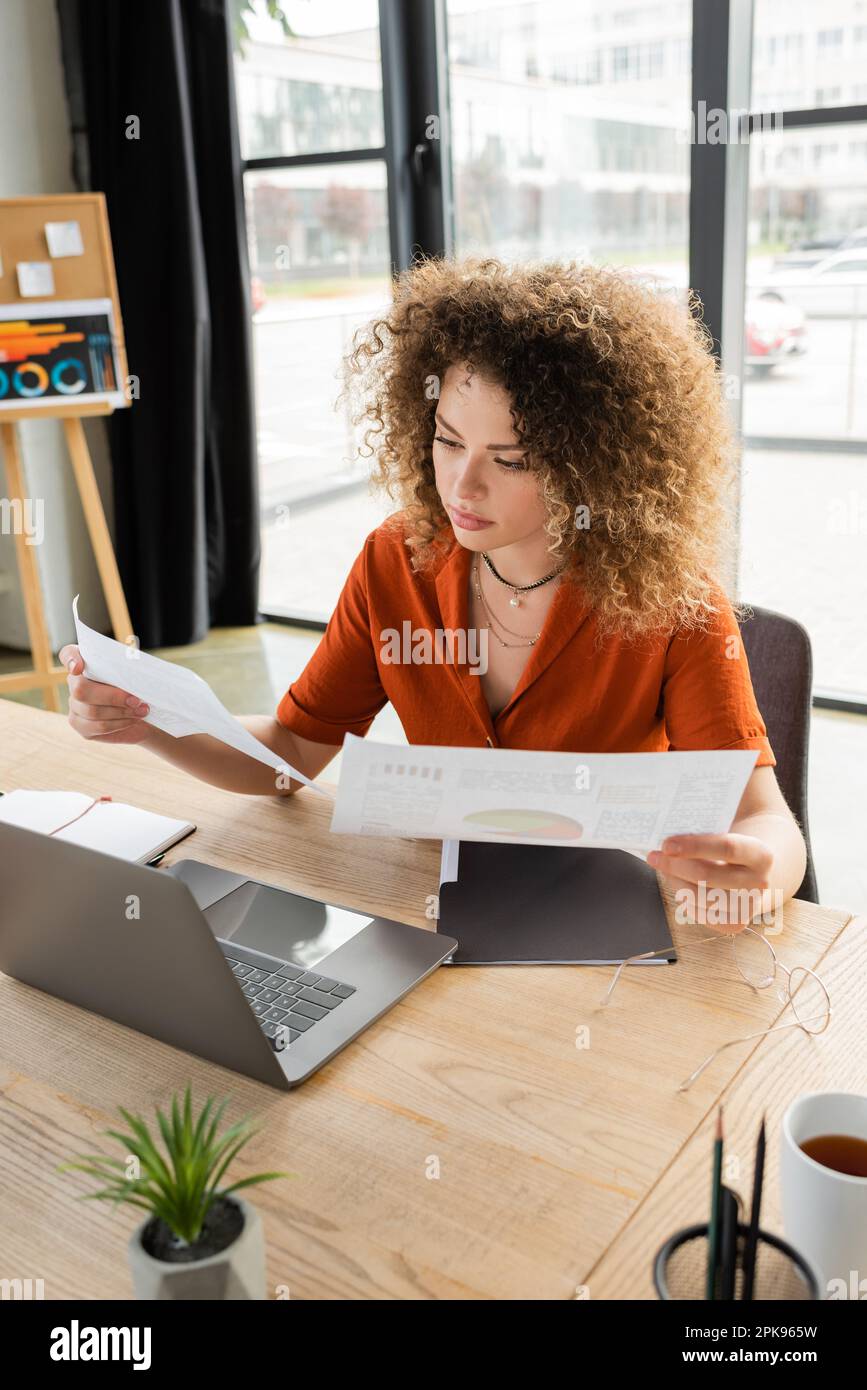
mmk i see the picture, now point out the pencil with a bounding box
[706,1105,723,1298]
[720,1185,738,1299]
[742,1115,766,1300]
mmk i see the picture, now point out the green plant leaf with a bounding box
[192,1094,217,1151]
[221,1171,294,1195]
[79,1174,167,1204]
[198,1123,256,1191]
[171,1091,184,1156]
[80,1191,156,1214]
[183,1085,193,1151]
[56,1155,127,1173]
[202,1097,230,1155]
[156,1106,180,1177]
[103,1127,175,1203]
[114,1110,175,1188]
[205,1130,259,1195]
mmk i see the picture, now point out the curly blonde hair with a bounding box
[342,255,746,644]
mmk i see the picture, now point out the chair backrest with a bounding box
[737,604,818,903]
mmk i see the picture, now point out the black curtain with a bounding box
[56,0,260,647]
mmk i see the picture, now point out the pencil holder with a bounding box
[653,1221,819,1300]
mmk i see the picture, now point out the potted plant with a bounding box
[59,1084,293,1300]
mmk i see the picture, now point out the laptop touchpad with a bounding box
[202,880,373,972]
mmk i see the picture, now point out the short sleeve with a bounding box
[275,533,388,745]
[662,593,776,768]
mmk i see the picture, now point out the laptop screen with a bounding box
[202,880,374,971]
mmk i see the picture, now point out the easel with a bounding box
[0,192,133,711]
[0,402,132,712]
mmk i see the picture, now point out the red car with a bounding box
[744,293,808,376]
[250,275,266,316]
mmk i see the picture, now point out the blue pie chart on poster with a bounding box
[52,358,88,394]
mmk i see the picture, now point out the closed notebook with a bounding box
[437,839,675,965]
[0,790,195,865]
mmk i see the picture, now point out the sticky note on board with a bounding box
[45,220,85,258]
[17,261,55,297]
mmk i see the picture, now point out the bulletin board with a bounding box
[0,193,129,414]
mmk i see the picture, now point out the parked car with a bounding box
[753,250,867,317]
[624,267,809,375]
[744,293,808,375]
[771,226,867,273]
[772,247,835,272]
[840,225,867,249]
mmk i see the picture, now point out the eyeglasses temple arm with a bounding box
[677,1014,830,1092]
[597,948,673,1007]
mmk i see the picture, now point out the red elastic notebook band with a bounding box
[49,795,113,835]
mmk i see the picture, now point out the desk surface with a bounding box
[0,700,863,1300]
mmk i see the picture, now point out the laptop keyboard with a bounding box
[220,940,356,1053]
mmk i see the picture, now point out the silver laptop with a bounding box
[0,823,457,1090]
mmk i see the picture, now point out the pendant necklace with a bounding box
[473,557,560,648]
[481,550,565,608]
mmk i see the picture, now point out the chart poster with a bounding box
[0,298,126,411]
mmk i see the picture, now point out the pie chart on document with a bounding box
[462,808,584,840]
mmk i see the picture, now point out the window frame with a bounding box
[695,0,867,713]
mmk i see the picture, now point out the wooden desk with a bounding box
[0,701,863,1300]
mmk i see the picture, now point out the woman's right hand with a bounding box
[59,644,154,745]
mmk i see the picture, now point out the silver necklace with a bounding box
[473,558,544,648]
[482,551,566,607]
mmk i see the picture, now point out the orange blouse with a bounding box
[276,517,776,768]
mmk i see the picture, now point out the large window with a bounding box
[234,1,393,622]
[232,0,867,706]
[446,0,692,281]
[739,0,867,704]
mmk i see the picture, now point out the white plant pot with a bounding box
[127,1196,265,1300]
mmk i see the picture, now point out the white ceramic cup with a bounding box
[780,1091,867,1299]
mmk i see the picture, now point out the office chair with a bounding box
[737,604,819,903]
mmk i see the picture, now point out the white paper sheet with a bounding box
[72,596,330,799]
[17,260,55,296]
[439,838,460,886]
[45,220,85,257]
[332,734,758,851]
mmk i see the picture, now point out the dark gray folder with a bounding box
[438,841,676,965]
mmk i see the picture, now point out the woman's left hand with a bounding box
[646,832,775,931]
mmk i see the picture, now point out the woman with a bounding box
[60,257,807,926]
